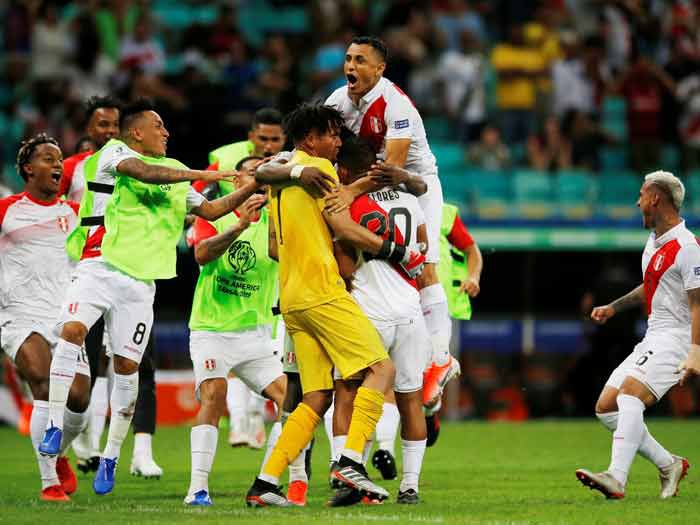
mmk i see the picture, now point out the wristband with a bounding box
[290,165,304,179]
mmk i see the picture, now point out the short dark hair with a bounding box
[337,133,376,177]
[251,108,283,129]
[283,103,345,145]
[235,155,263,171]
[120,98,157,132]
[16,133,60,181]
[351,36,388,62]
[84,95,122,126]
[74,135,97,154]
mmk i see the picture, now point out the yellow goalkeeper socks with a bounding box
[343,386,385,463]
[260,402,319,484]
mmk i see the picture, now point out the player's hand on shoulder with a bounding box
[299,166,337,196]
[324,185,353,214]
[368,162,410,187]
[590,305,615,324]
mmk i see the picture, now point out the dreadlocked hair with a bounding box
[16,133,60,181]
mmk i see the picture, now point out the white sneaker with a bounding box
[228,429,249,447]
[575,469,625,499]
[247,413,266,450]
[659,455,690,499]
[130,455,163,479]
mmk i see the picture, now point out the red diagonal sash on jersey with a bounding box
[643,239,681,316]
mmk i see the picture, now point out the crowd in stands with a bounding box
[2,0,700,212]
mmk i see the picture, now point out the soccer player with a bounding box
[425,202,483,445]
[575,171,696,499]
[183,155,288,506]
[326,36,460,407]
[38,99,260,496]
[329,134,431,505]
[245,103,425,506]
[1,134,89,501]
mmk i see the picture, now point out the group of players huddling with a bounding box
[1,35,699,508]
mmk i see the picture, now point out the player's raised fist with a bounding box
[591,305,615,324]
[679,344,700,386]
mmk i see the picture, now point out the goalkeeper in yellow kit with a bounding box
[245,103,426,506]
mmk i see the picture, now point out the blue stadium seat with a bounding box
[598,171,640,219]
[433,142,465,170]
[555,170,596,219]
[512,169,554,219]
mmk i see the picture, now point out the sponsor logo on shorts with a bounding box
[369,116,385,134]
[394,119,409,129]
[68,303,79,314]
[227,240,256,274]
[204,358,216,370]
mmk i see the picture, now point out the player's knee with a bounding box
[113,355,139,375]
[29,378,50,401]
[302,390,332,416]
[371,358,396,383]
[200,380,227,408]
[67,390,90,413]
[61,321,88,346]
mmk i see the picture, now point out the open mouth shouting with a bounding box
[50,169,62,184]
[346,73,358,89]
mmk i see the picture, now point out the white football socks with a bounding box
[324,403,334,462]
[90,377,109,454]
[134,432,154,460]
[30,400,59,489]
[420,284,451,366]
[375,402,400,455]
[103,372,138,459]
[608,394,645,485]
[189,424,218,494]
[227,377,250,434]
[260,422,282,475]
[60,408,88,455]
[597,410,673,469]
[288,439,310,483]
[399,439,427,493]
[47,338,82,430]
[333,435,347,462]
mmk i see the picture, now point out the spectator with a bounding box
[666,38,700,170]
[527,115,571,172]
[610,49,676,173]
[31,1,73,81]
[67,10,116,99]
[491,24,546,143]
[466,124,511,170]
[95,0,141,63]
[434,0,487,51]
[436,30,486,142]
[206,6,242,60]
[552,31,595,118]
[561,109,616,171]
[119,14,165,76]
[309,30,354,97]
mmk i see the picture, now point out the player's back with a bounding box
[0,193,79,323]
[271,150,346,313]
[350,188,424,323]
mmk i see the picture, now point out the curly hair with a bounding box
[283,103,345,145]
[16,133,60,181]
[84,95,122,127]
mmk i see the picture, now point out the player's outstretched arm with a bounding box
[591,284,644,324]
[255,160,336,195]
[680,287,700,385]
[459,240,483,298]
[191,181,259,222]
[117,158,236,185]
[193,194,265,265]
[323,207,425,279]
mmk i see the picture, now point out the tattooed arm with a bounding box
[590,284,644,324]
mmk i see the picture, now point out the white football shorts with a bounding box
[417,174,444,264]
[190,325,283,395]
[56,259,155,364]
[606,333,688,400]
[1,318,90,377]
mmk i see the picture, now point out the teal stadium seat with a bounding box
[471,170,512,220]
[602,96,627,140]
[440,169,474,211]
[685,171,700,215]
[598,171,640,219]
[600,146,627,171]
[433,142,465,171]
[555,170,596,219]
[424,117,452,141]
[512,169,554,219]
[661,145,681,173]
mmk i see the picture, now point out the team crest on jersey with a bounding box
[57,216,69,232]
[653,255,665,272]
[204,359,216,370]
[369,116,385,134]
[227,240,256,274]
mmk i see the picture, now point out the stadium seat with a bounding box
[601,97,628,140]
[684,171,700,215]
[602,96,626,117]
[471,170,512,220]
[600,146,627,171]
[433,142,465,170]
[555,170,596,219]
[512,169,554,219]
[661,145,681,173]
[598,171,640,219]
[424,117,453,140]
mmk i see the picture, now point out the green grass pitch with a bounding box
[1,420,698,524]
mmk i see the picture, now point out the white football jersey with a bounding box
[0,193,79,325]
[326,77,438,177]
[641,220,700,339]
[350,188,425,323]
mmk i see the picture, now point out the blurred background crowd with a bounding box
[2,0,700,420]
